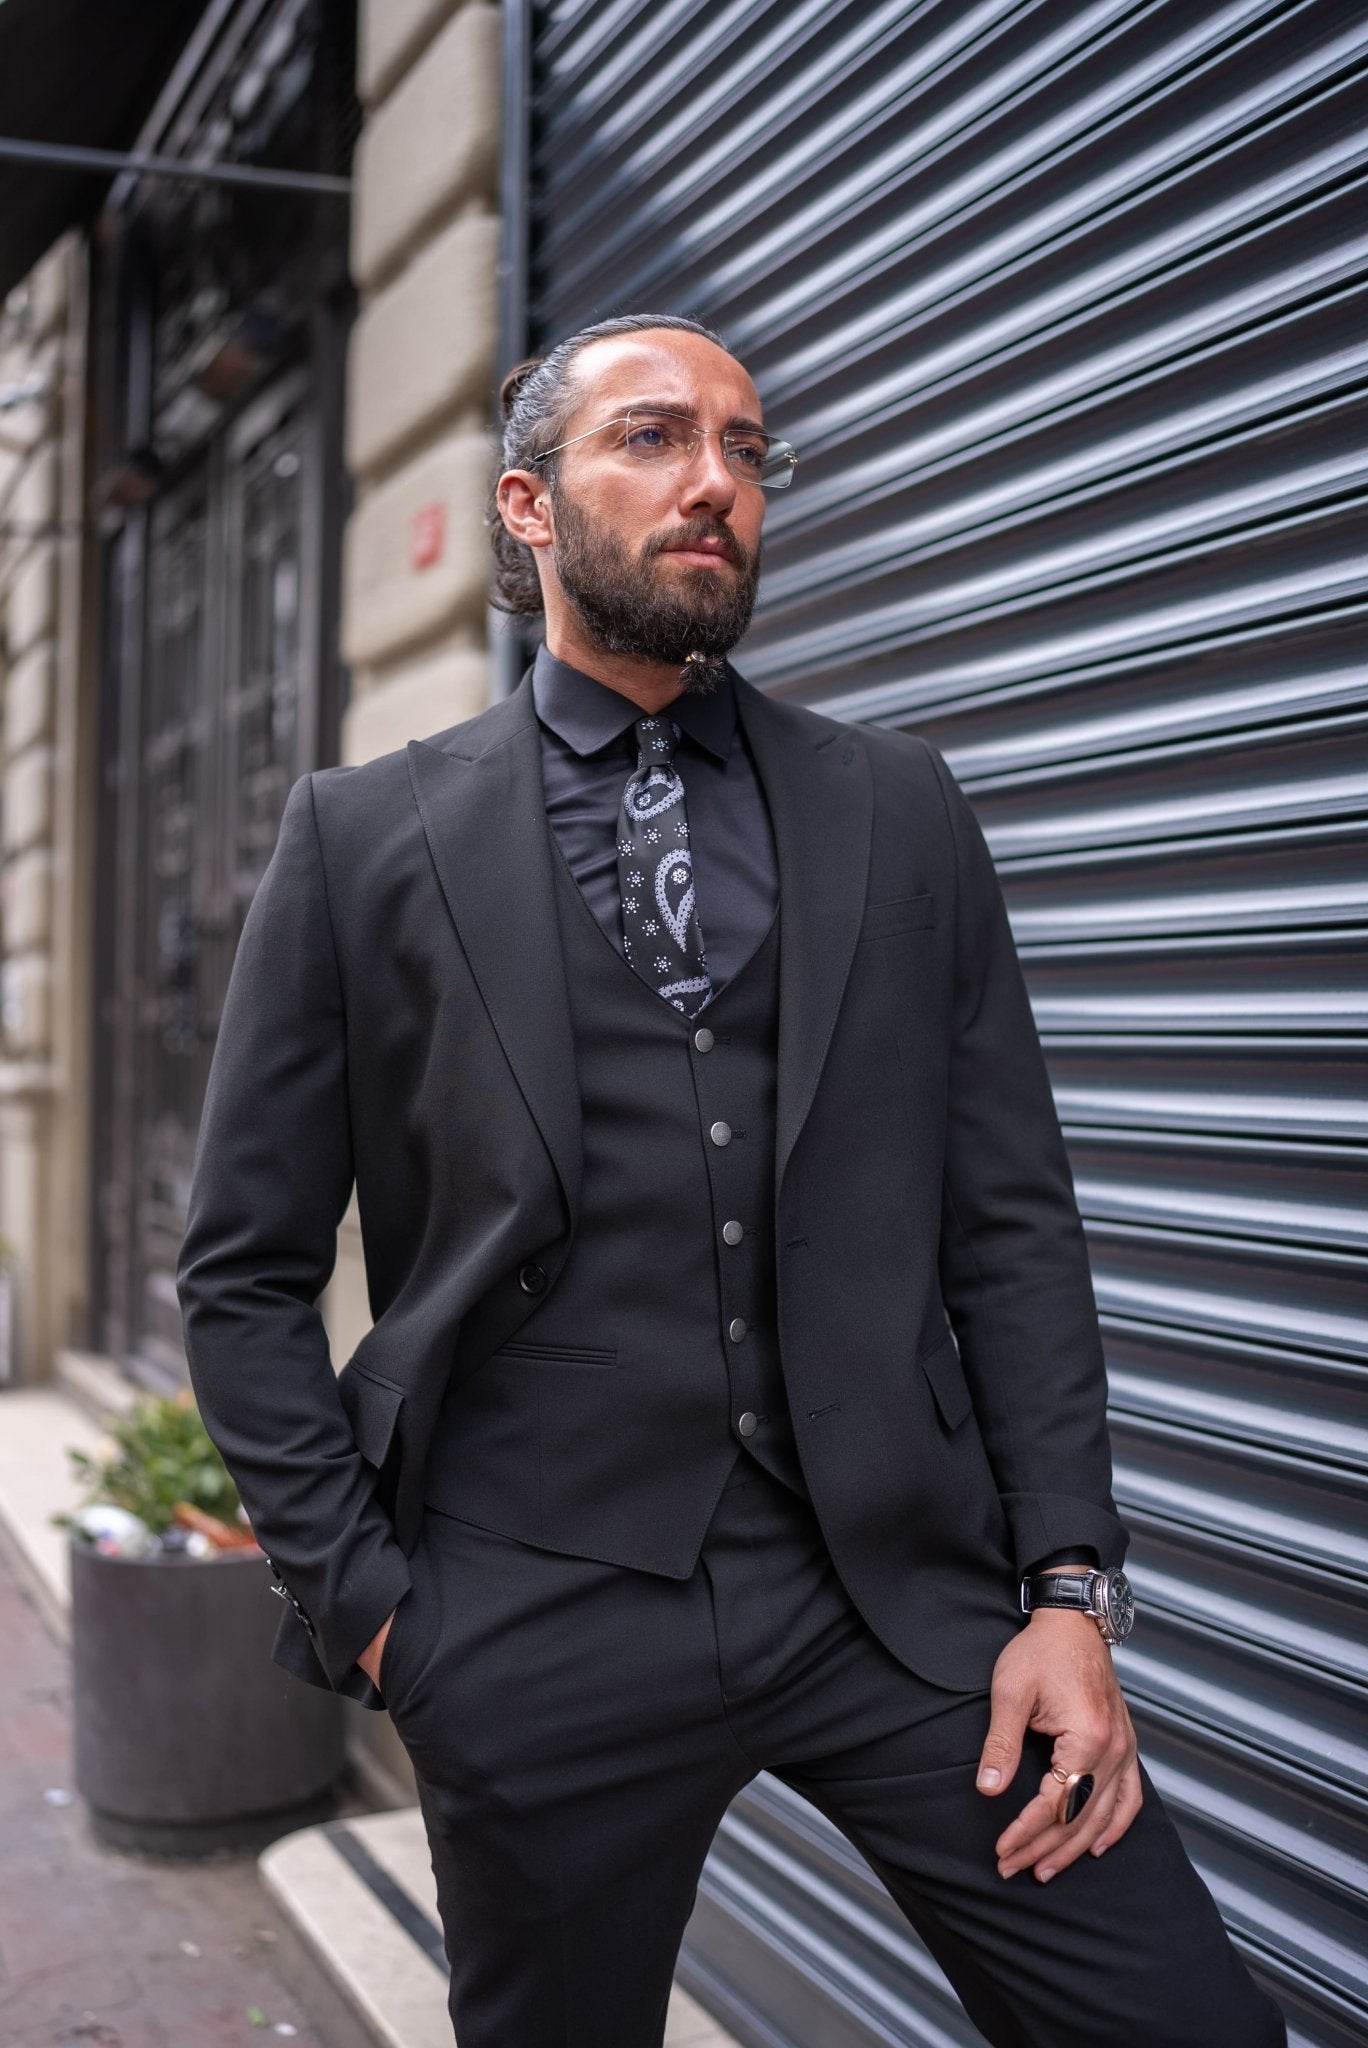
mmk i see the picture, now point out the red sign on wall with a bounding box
[411,502,446,571]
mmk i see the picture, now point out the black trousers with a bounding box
[380,1460,1286,2048]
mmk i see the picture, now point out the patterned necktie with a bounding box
[617,714,712,1016]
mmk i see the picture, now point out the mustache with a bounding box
[643,518,751,573]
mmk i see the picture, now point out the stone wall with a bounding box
[340,0,501,769]
[0,239,94,1383]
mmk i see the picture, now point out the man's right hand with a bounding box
[357,1609,397,1689]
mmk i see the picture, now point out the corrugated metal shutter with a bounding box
[524,3,1368,2042]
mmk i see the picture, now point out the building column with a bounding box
[0,237,94,1385]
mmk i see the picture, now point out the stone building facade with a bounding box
[0,0,508,1401]
[0,238,95,1388]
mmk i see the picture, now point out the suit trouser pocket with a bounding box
[378,1536,436,1720]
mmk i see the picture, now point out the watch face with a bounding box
[1099,1569,1136,1643]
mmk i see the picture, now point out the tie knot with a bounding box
[634,715,678,770]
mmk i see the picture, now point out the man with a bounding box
[178,314,1285,2048]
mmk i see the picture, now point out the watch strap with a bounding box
[1020,1570,1097,1617]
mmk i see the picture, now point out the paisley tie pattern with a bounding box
[617,715,712,1015]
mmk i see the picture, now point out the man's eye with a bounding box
[728,438,768,472]
[626,419,678,454]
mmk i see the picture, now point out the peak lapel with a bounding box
[736,683,873,1186]
[406,689,581,1226]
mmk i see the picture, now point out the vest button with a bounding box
[737,1411,758,1438]
[709,1121,732,1147]
[693,1027,715,1053]
[729,1318,748,1342]
[517,1262,547,1296]
[722,1220,744,1246]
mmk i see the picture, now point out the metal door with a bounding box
[522,2,1368,2041]
[96,379,315,1386]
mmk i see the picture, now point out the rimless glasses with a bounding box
[530,409,799,489]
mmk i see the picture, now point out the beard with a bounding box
[550,489,760,686]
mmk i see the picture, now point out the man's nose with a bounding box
[676,432,738,515]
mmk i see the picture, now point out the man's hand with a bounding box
[357,1609,397,1689]
[977,1598,1141,1883]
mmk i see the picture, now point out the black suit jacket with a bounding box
[177,673,1126,1707]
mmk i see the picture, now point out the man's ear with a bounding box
[497,468,555,550]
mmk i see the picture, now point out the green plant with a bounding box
[60,1389,242,1536]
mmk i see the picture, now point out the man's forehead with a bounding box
[567,331,761,419]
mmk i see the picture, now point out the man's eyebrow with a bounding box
[612,398,768,433]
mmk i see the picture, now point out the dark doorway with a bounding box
[90,0,354,1387]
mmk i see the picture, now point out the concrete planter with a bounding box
[70,1540,346,1854]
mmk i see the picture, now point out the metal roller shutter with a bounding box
[523,3,1368,2041]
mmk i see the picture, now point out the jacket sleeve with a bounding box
[927,746,1129,1574]
[176,774,412,1688]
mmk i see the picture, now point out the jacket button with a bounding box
[518,1262,548,1296]
[722,1220,744,1246]
[709,1121,732,1147]
[737,1411,758,1438]
[729,1318,748,1342]
[693,1027,715,1053]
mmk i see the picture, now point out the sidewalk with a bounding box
[0,1523,328,2048]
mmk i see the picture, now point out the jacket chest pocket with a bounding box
[496,1338,618,1369]
[859,892,935,943]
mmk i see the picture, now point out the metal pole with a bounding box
[0,136,349,197]
[497,0,532,387]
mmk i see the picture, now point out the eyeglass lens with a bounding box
[623,411,797,488]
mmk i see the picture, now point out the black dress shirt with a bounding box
[532,646,778,994]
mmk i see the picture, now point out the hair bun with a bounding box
[499,357,544,419]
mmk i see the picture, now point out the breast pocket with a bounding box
[859,892,936,943]
[496,1339,618,1369]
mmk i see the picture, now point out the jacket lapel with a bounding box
[407,679,582,1227]
[736,680,873,1186]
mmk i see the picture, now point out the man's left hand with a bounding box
[976,1601,1142,1883]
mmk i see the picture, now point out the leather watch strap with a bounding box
[1021,1570,1096,1616]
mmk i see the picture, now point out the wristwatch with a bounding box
[1020,1565,1135,1645]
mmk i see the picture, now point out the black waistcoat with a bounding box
[422,835,806,1576]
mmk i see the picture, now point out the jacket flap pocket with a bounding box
[919,1331,971,1431]
[859,892,935,942]
[338,1361,405,1469]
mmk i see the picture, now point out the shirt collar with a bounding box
[532,645,736,763]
